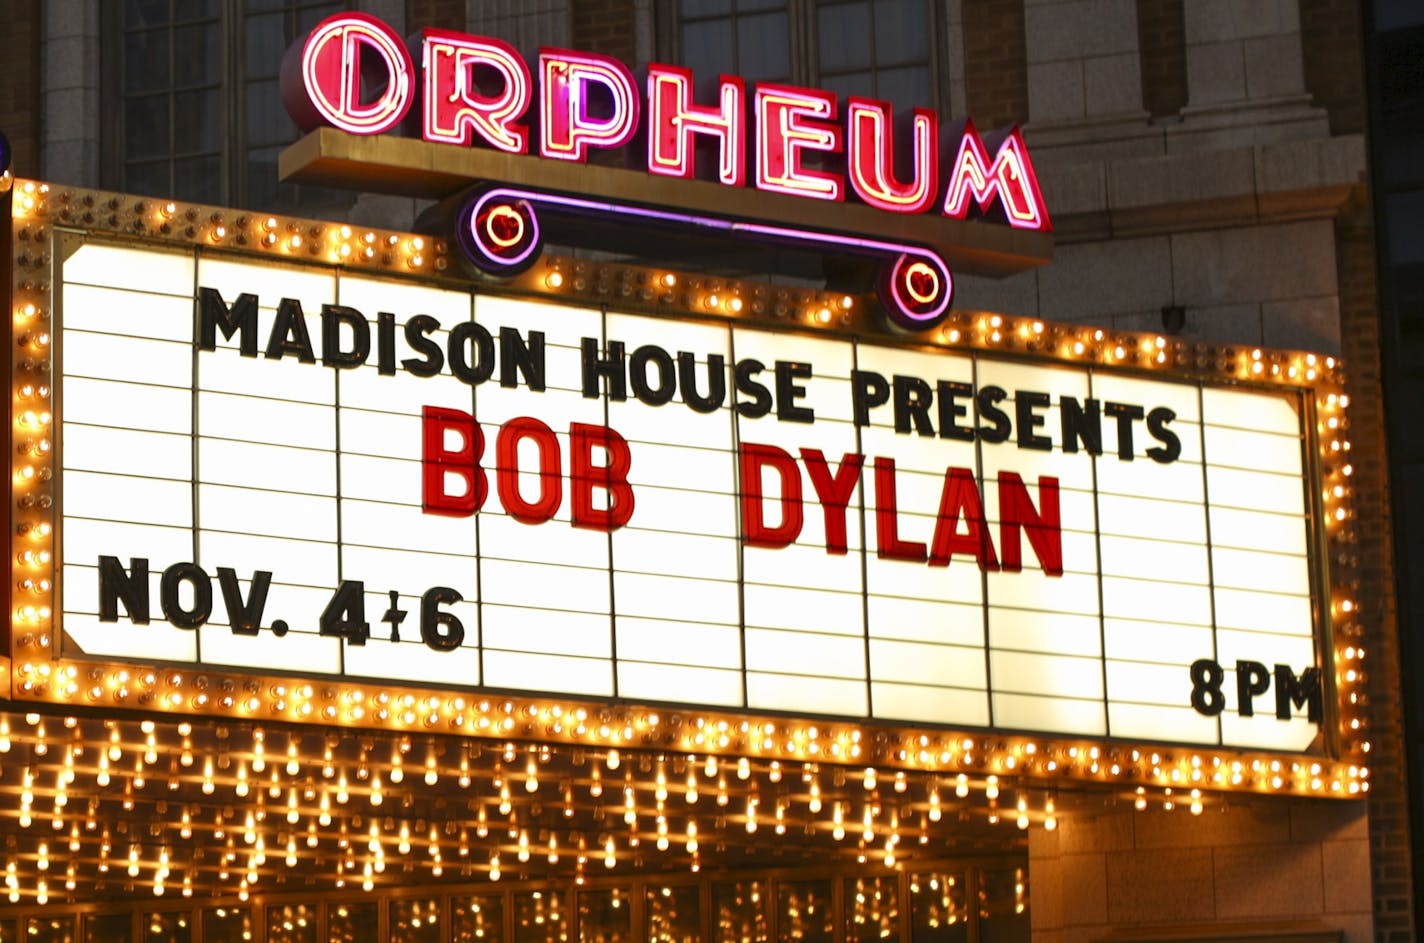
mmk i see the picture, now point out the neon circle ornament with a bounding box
[880,250,954,331]
[456,187,544,276]
[281,12,415,134]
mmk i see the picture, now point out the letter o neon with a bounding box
[283,12,414,135]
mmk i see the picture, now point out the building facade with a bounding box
[0,1,1405,942]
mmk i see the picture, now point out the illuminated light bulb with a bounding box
[661,273,677,288]
[607,749,620,770]
[737,758,751,780]
[985,776,999,800]
[816,307,832,324]
[546,271,564,289]
[729,297,744,312]
[288,234,302,250]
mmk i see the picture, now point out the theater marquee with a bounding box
[0,178,1367,801]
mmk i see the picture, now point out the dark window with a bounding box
[662,0,942,112]
[104,0,351,213]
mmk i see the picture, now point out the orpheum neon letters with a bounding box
[282,12,414,135]
[942,119,1049,230]
[847,99,938,214]
[283,13,1052,231]
[646,65,745,186]
[421,30,530,152]
[754,85,843,201]
[538,49,640,161]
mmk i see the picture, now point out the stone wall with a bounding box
[1029,800,1372,943]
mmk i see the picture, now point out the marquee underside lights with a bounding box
[278,12,1053,331]
[0,708,1248,905]
[5,180,1368,804]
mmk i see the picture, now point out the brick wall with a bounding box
[572,0,638,64]
[409,0,465,31]
[1301,0,1367,135]
[0,0,40,177]
[961,0,1029,129]
[1334,196,1417,943]
[1136,0,1187,119]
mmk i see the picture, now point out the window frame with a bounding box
[654,0,951,115]
[100,0,353,211]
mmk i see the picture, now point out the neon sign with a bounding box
[282,13,1051,231]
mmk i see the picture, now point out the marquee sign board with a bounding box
[3,180,1367,799]
[54,239,1325,748]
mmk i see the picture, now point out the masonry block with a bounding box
[1062,854,1108,927]
[1036,235,1171,321]
[1321,839,1372,915]
[1181,303,1264,346]
[1106,847,1216,923]
[951,268,1041,319]
[1026,0,1141,62]
[1029,60,1086,122]
[1170,221,1337,306]
[1186,40,1247,105]
[1261,296,1342,354]
[1244,33,1307,100]
[1083,52,1146,115]
[1213,841,1325,919]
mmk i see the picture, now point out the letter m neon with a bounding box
[942,119,1051,231]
